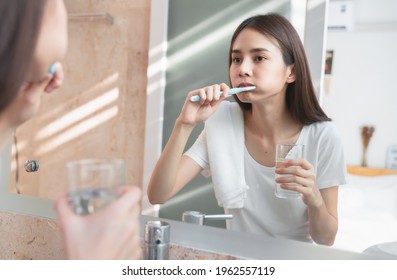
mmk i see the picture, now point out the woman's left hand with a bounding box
[275,159,323,208]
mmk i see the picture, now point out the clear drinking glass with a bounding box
[275,144,304,199]
[66,158,126,215]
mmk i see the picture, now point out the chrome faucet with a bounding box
[144,221,170,260]
[182,211,233,225]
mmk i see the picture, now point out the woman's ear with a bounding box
[286,65,296,83]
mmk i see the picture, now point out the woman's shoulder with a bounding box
[304,121,342,142]
[306,121,339,135]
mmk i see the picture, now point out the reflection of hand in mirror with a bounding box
[275,159,320,205]
[180,83,230,126]
[148,14,347,247]
[55,186,142,260]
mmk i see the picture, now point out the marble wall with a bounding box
[0,211,238,260]
[0,212,64,259]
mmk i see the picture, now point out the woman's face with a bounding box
[229,28,294,104]
[28,0,68,82]
[8,0,69,125]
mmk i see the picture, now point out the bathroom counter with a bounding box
[140,215,384,260]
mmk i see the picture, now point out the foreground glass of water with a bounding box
[66,159,126,215]
[275,144,304,199]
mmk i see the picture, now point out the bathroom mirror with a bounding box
[143,0,327,225]
[144,0,397,255]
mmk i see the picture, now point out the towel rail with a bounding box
[68,12,114,24]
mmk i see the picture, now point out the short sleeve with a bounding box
[184,129,210,174]
[316,123,348,189]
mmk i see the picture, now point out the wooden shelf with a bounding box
[347,165,397,176]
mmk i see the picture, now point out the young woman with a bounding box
[148,14,347,246]
[0,0,141,259]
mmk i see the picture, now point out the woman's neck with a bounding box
[244,99,302,143]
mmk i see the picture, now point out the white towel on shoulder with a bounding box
[205,101,249,208]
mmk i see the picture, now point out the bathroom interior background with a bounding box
[322,0,397,169]
[0,0,396,259]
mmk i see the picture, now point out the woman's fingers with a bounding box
[275,159,316,193]
[283,158,313,170]
[188,84,229,104]
[54,185,142,260]
[45,62,64,93]
[219,83,230,98]
[105,186,142,218]
[54,193,76,225]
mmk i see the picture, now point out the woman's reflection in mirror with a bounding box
[148,14,347,246]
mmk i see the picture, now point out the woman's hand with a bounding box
[55,186,142,260]
[44,61,64,93]
[19,62,64,94]
[275,159,324,208]
[177,83,230,126]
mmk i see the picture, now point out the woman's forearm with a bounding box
[147,118,195,204]
[308,201,338,246]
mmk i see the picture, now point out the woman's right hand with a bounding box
[177,83,230,126]
[55,186,142,260]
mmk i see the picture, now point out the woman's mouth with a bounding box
[237,82,255,88]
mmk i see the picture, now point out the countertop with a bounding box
[140,215,386,260]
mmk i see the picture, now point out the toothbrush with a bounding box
[189,86,256,102]
[48,63,56,76]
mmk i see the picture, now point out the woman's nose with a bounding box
[238,60,253,76]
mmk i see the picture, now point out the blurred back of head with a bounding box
[0,0,47,113]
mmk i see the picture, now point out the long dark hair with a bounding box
[229,14,330,124]
[0,0,47,113]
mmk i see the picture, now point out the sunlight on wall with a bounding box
[36,105,118,156]
[36,88,119,142]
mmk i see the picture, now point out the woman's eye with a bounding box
[232,57,241,63]
[255,56,266,62]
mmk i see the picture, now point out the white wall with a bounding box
[322,0,397,168]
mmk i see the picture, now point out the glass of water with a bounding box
[275,144,304,199]
[66,158,126,215]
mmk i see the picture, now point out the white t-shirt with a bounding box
[185,110,347,242]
